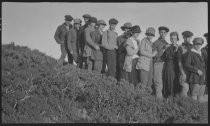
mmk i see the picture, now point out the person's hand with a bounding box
[95,45,100,50]
[197,69,203,76]
[181,72,186,81]
[70,51,73,54]
[152,50,157,57]
[114,46,118,49]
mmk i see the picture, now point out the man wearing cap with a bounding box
[66,18,82,65]
[202,33,208,94]
[177,31,194,97]
[116,22,132,81]
[54,15,73,65]
[152,26,170,99]
[78,14,92,69]
[184,37,207,103]
[83,17,99,71]
[102,18,119,77]
[136,27,157,92]
[90,20,107,72]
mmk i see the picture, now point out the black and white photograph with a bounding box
[1,1,208,124]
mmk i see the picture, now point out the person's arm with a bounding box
[101,31,116,50]
[85,28,98,50]
[54,26,62,44]
[177,47,185,75]
[184,52,199,73]
[67,31,73,54]
[140,39,155,58]
[125,40,138,56]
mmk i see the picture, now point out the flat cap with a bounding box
[82,14,91,19]
[97,20,107,26]
[204,33,208,38]
[182,31,193,38]
[145,27,155,36]
[109,18,118,25]
[89,17,97,23]
[193,37,204,45]
[131,25,141,33]
[158,26,169,32]
[73,18,82,24]
[65,15,73,21]
[121,22,132,30]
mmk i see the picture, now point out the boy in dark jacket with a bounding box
[184,37,207,103]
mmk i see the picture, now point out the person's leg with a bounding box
[86,57,93,71]
[153,62,164,98]
[101,49,107,74]
[198,85,207,103]
[190,84,200,100]
[94,60,103,73]
[106,50,116,77]
[147,59,153,92]
[58,44,67,65]
[140,69,149,90]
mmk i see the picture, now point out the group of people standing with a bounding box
[54,14,208,102]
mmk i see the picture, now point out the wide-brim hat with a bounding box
[193,37,204,45]
[158,26,169,32]
[131,25,141,33]
[89,17,97,23]
[145,27,155,36]
[65,15,73,21]
[121,22,132,31]
[182,31,193,38]
[97,20,107,26]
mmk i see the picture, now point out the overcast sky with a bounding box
[2,2,208,59]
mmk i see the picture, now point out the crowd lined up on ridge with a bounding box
[54,14,208,102]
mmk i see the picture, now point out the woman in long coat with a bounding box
[162,32,179,98]
[122,25,141,86]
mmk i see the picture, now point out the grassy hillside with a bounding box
[1,43,208,123]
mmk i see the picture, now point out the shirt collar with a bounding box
[191,48,201,56]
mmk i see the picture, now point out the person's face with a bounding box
[74,23,80,30]
[99,24,106,31]
[65,20,71,26]
[110,24,117,30]
[90,22,96,27]
[194,44,202,50]
[133,32,140,38]
[159,30,167,39]
[84,18,89,24]
[170,35,178,45]
[147,35,154,41]
[124,28,130,33]
[183,36,192,43]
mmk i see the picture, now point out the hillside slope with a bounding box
[1,43,208,123]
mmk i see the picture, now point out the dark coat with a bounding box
[90,28,103,61]
[184,49,206,85]
[162,45,179,97]
[54,23,72,44]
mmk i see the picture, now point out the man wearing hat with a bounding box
[177,31,194,97]
[83,17,98,71]
[184,37,207,103]
[54,15,73,65]
[116,22,132,80]
[102,18,119,77]
[136,27,157,92]
[78,14,92,69]
[66,18,82,65]
[152,26,170,99]
[89,19,107,72]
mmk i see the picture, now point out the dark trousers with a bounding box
[101,48,107,73]
[106,50,116,77]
